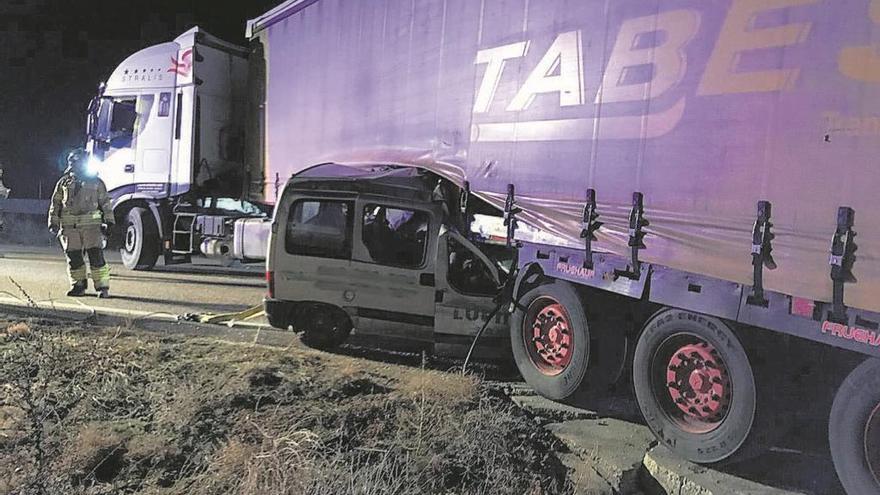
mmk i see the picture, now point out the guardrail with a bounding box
[0,199,54,244]
[0,199,50,215]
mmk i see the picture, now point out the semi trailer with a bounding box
[90,0,880,492]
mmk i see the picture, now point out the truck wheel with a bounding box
[830,358,880,495]
[120,207,159,271]
[302,306,352,350]
[633,309,756,463]
[511,281,590,401]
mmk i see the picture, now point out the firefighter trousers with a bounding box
[60,227,110,290]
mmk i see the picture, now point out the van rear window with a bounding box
[285,200,353,259]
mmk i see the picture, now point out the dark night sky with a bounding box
[0,0,280,198]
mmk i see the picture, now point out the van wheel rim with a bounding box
[654,335,731,434]
[524,297,573,376]
[866,402,880,486]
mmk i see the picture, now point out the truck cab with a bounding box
[84,27,270,270]
[265,163,513,359]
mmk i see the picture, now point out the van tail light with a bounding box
[266,270,275,299]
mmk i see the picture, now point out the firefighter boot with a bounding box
[87,247,111,299]
[64,249,88,297]
[67,282,87,297]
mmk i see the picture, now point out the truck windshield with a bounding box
[94,97,137,149]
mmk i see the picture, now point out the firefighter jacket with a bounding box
[48,170,113,231]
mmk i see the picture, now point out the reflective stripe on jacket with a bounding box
[48,171,113,229]
[60,211,103,228]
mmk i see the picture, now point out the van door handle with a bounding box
[124,164,135,173]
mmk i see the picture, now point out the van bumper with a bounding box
[264,298,296,329]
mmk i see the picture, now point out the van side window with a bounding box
[286,200,353,259]
[362,205,429,268]
[447,237,498,296]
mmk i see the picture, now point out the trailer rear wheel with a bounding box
[830,358,880,495]
[511,281,590,401]
[120,207,159,271]
[633,309,756,463]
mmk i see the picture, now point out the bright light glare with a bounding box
[85,156,102,177]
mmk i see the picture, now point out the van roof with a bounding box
[286,163,438,202]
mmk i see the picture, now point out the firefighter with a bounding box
[48,149,114,298]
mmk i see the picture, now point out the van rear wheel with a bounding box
[302,306,352,350]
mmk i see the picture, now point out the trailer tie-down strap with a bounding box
[615,192,649,280]
[747,201,777,307]
[829,207,857,323]
[580,188,603,270]
[180,304,266,326]
[503,183,522,248]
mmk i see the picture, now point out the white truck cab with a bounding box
[85,28,268,269]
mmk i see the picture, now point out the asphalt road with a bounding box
[0,244,267,319]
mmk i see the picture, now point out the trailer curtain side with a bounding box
[251,0,880,313]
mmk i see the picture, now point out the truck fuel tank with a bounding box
[233,217,271,261]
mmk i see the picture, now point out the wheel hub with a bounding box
[525,300,573,376]
[665,342,731,427]
[125,224,137,252]
[866,402,880,486]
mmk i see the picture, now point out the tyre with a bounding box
[830,358,880,495]
[120,207,160,271]
[633,309,757,463]
[511,281,590,401]
[302,306,352,350]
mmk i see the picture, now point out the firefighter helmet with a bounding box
[67,148,88,170]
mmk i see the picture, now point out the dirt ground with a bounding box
[0,314,572,495]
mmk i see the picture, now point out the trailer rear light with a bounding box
[266,270,275,299]
[790,297,816,318]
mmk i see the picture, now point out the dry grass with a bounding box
[0,315,571,495]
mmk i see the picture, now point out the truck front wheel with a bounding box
[120,207,160,271]
[511,281,590,401]
[633,309,756,464]
[830,358,880,495]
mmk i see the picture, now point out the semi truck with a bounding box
[88,0,880,493]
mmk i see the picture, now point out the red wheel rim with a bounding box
[652,334,732,434]
[523,297,574,376]
[866,402,880,486]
